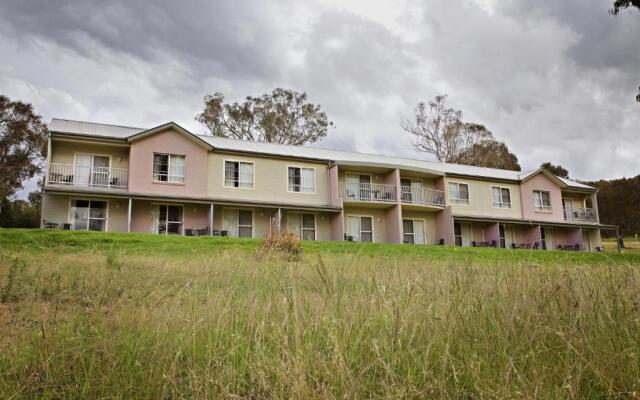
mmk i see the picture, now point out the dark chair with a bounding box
[472,241,477,247]
[574,243,581,251]
[532,242,540,250]
[221,230,230,237]
[596,246,604,252]
[185,229,195,236]
[344,234,354,242]
[44,221,59,229]
[557,244,563,250]
[490,240,497,247]
[510,243,516,249]
[62,223,71,230]
[196,228,209,236]
[435,238,445,245]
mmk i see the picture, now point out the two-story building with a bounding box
[41,119,607,251]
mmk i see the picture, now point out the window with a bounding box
[224,161,254,188]
[301,214,316,240]
[347,216,373,242]
[492,187,511,208]
[403,219,426,244]
[157,205,183,235]
[533,190,552,212]
[401,179,423,203]
[288,167,315,192]
[238,210,253,237]
[153,154,185,183]
[499,224,506,248]
[72,200,107,231]
[448,182,470,205]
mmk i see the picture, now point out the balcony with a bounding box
[47,163,128,190]
[400,186,445,207]
[564,207,597,222]
[339,183,397,203]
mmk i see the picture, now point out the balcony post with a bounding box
[209,203,214,235]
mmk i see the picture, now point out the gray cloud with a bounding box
[1,0,638,189]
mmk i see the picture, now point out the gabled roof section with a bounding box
[127,122,213,150]
[520,168,595,191]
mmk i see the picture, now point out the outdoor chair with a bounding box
[185,229,195,236]
[44,220,59,229]
[435,238,445,245]
[196,228,209,236]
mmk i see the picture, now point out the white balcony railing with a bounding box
[47,163,128,189]
[564,207,597,222]
[400,186,445,206]
[339,183,397,202]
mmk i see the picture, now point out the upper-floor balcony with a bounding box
[47,163,129,190]
[563,207,597,223]
[339,182,397,203]
[400,186,445,207]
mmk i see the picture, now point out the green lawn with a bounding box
[1,229,640,399]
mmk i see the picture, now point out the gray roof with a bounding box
[49,118,595,190]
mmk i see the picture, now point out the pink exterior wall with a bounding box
[330,210,344,240]
[383,169,403,243]
[552,228,582,247]
[525,225,542,246]
[485,223,500,245]
[436,206,455,245]
[520,174,564,222]
[328,165,342,207]
[128,129,209,197]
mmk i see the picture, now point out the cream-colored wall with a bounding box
[399,176,437,190]
[208,152,331,206]
[42,193,128,232]
[444,177,523,219]
[343,206,388,243]
[401,210,438,243]
[562,193,591,209]
[50,140,129,169]
[338,170,386,185]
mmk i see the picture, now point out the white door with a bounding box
[75,154,91,186]
[287,212,302,238]
[92,155,110,187]
[223,209,239,237]
[347,216,360,241]
[413,220,425,244]
[461,223,472,247]
[504,225,515,248]
[411,180,423,203]
[346,174,360,199]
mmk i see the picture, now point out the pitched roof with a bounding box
[48,118,595,190]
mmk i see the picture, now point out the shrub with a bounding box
[259,231,302,261]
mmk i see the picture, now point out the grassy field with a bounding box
[1,229,640,399]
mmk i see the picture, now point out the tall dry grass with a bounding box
[1,248,639,399]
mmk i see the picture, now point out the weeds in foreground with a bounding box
[0,245,639,399]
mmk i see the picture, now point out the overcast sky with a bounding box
[1,0,639,194]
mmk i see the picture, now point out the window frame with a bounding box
[402,218,426,245]
[533,190,552,213]
[448,181,470,205]
[346,214,374,243]
[287,165,317,194]
[223,159,255,189]
[68,198,109,232]
[237,209,255,238]
[491,186,512,209]
[301,213,317,240]
[154,204,184,235]
[152,153,185,184]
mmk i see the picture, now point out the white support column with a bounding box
[127,198,132,233]
[209,203,214,235]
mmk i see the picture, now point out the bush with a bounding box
[259,231,302,261]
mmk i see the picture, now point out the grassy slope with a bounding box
[1,229,640,399]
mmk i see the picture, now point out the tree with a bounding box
[610,0,640,15]
[0,95,48,205]
[401,95,520,169]
[452,140,521,171]
[196,88,334,145]
[540,162,569,178]
[586,176,640,236]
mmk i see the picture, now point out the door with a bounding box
[499,224,506,248]
[358,175,371,200]
[347,216,361,241]
[413,220,425,244]
[504,225,515,249]
[461,223,472,247]
[157,205,183,235]
[238,210,253,238]
[287,212,302,238]
[403,219,414,244]
[400,178,412,202]
[346,174,360,199]
[223,209,239,237]
[75,154,91,186]
[562,198,573,220]
[92,156,110,187]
